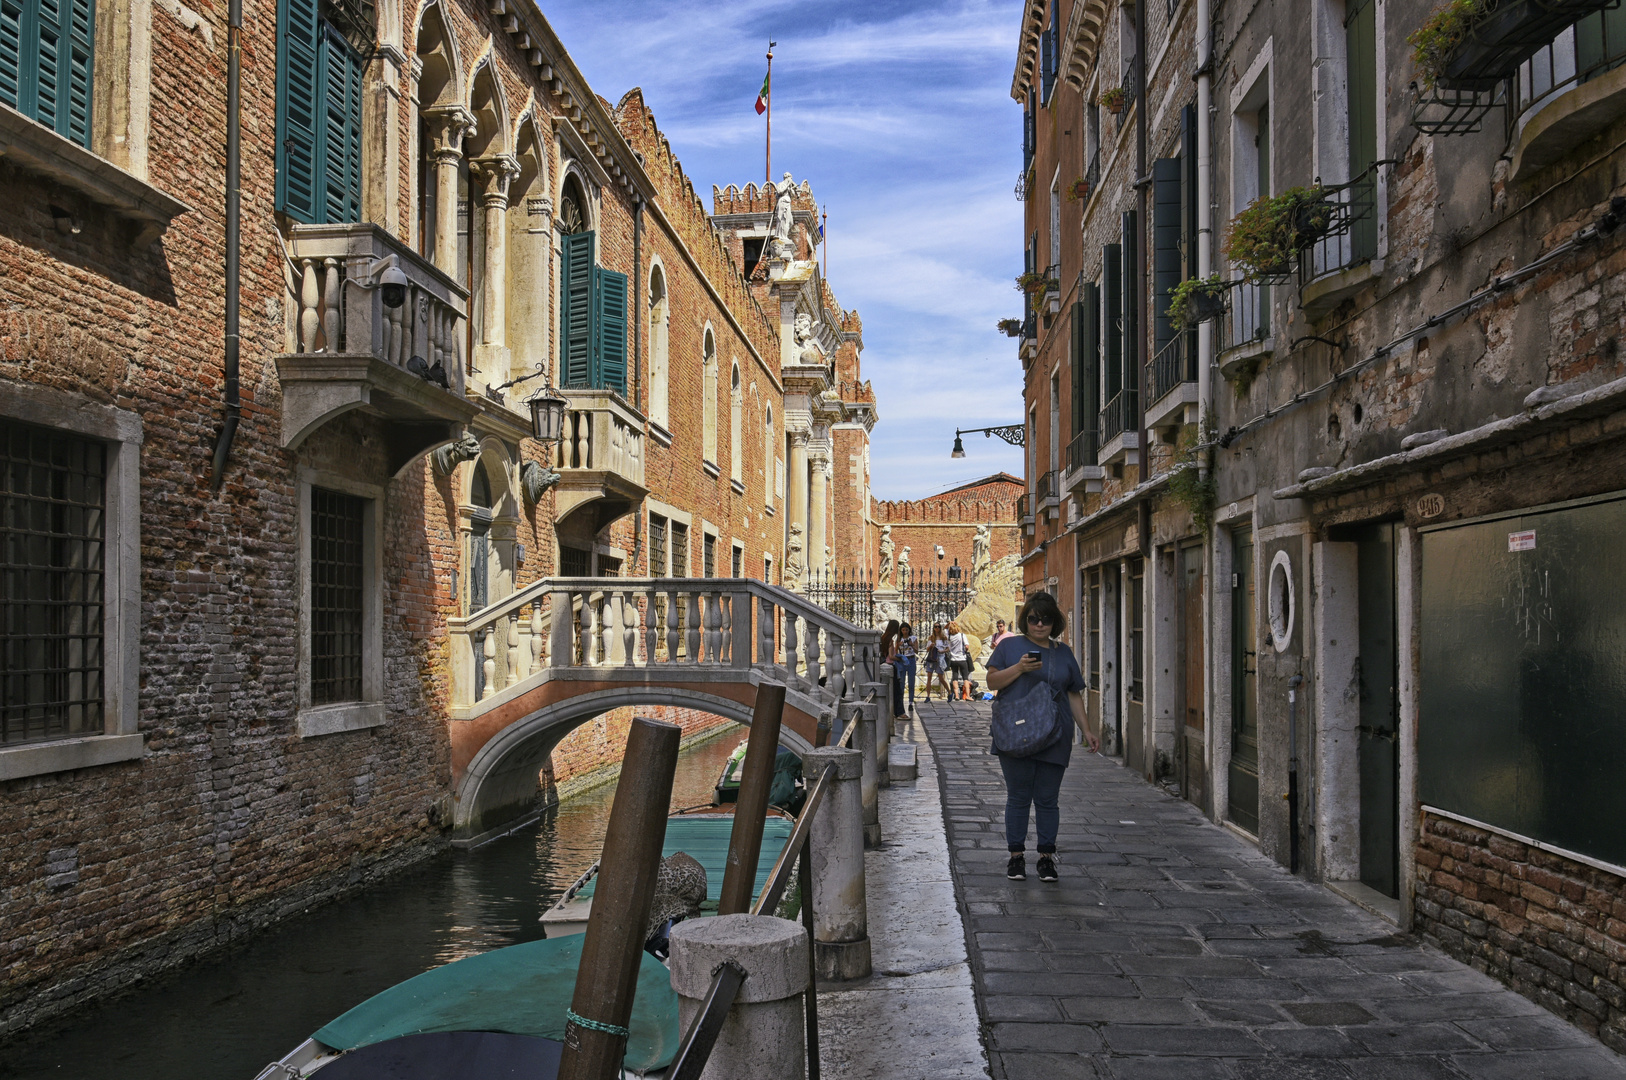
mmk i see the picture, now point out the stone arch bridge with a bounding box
[445,577,882,843]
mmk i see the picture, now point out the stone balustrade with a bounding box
[446,576,881,713]
[553,389,646,487]
[285,223,469,395]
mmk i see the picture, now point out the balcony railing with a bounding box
[554,389,645,487]
[1037,469,1060,507]
[1084,147,1101,199]
[1511,10,1626,129]
[1017,492,1035,525]
[1099,388,1137,446]
[1298,163,1384,284]
[1437,0,1618,91]
[1068,429,1096,472]
[1221,281,1270,353]
[1148,331,1197,405]
[286,223,467,394]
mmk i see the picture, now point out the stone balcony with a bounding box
[552,388,649,534]
[274,223,478,472]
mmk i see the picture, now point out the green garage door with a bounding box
[1420,493,1626,865]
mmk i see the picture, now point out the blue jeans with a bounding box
[899,656,916,705]
[998,755,1066,853]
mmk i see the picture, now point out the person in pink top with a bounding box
[989,619,1015,649]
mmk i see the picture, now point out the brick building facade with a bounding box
[1013,0,1626,1050]
[872,473,1024,590]
[0,0,875,1037]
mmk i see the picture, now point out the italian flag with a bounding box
[755,71,769,115]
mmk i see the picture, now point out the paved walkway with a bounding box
[919,699,1626,1080]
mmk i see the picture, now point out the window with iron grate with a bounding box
[1,419,105,745]
[310,486,365,705]
[703,533,716,578]
[649,513,668,576]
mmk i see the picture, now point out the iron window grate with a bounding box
[311,487,365,705]
[2,420,106,745]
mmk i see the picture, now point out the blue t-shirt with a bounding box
[988,635,1086,766]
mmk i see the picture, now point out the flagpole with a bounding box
[822,209,827,279]
[765,44,773,184]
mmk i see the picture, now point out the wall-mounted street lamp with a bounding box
[951,424,1026,458]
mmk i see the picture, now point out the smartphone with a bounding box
[1024,651,1042,662]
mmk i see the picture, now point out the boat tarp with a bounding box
[578,815,794,906]
[311,935,679,1073]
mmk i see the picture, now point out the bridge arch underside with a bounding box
[450,682,824,841]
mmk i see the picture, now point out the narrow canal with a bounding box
[0,724,748,1080]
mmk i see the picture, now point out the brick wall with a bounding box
[546,705,738,796]
[1416,813,1626,1052]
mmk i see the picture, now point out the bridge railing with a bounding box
[446,577,882,712]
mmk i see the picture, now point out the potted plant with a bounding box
[1015,270,1056,294]
[1410,0,1605,91]
[1065,176,1091,202]
[1222,185,1331,282]
[1167,275,1230,331]
[1098,86,1126,113]
[997,318,1024,337]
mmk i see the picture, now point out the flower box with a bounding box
[1415,0,1618,91]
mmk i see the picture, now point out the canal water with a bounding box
[0,724,748,1080]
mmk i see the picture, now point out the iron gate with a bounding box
[804,567,874,627]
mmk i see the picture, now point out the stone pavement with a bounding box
[919,699,1626,1080]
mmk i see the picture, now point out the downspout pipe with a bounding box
[1135,0,1149,559]
[1196,0,1213,482]
[632,198,643,412]
[210,0,243,495]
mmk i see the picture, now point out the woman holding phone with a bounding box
[984,592,1098,882]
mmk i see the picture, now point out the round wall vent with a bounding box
[1268,549,1295,654]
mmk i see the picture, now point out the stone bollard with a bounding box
[852,702,882,846]
[801,746,872,980]
[669,914,808,1080]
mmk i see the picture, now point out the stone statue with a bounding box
[877,525,895,588]
[770,171,795,256]
[897,546,912,591]
[793,312,824,366]
[972,524,991,586]
[431,430,482,477]
[786,523,805,590]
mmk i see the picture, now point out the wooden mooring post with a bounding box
[718,681,787,916]
[559,716,681,1080]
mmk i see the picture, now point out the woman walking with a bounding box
[922,621,952,701]
[984,593,1098,882]
[895,622,918,716]
[946,620,972,700]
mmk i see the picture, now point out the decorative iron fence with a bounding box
[804,568,875,628]
[1099,388,1137,445]
[1149,331,1196,404]
[896,567,970,633]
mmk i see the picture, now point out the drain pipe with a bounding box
[632,198,643,411]
[209,0,243,495]
[1195,0,1213,480]
[1288,673,1304,873]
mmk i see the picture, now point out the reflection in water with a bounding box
[0,725,746,1080]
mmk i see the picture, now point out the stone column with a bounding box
[853,700,882,839]
[423,105,475,278]
[787,425,810,588]
[801,745,870,980]
[809,445,830,578]
[669,914,808,1080]
[472,155,520,385]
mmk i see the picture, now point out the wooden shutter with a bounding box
[1152,158,1183,358]
[277,0,322,221]
[0,0,21,112]
[318,23,364,224]
[593,265,628,396]
[1078,285,1099,465]
[1346,0,1378,261]
[1103,244,1122,401]
[561,231,594,388]
[1120,210,1139,410]
[0,0,92,147]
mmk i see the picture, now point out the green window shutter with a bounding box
[1152,158,1183,358]
[276,0,322,222]
[318,23,364,224]
[1346,0,1378,261]
[1103,244,1122,401]
[1081,283,1099,465]
[0,0,92,147]
[1120,210,1138,409]
[561,231,595,388]
[592,265,628,396]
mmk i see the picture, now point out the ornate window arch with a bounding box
[729,360,743,483]
[701,325,718,465]
[648,258,670,427]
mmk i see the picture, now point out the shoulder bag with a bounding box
[990,650,1063,757]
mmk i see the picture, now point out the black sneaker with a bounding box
[1006,853,1026,880]
[1037,854,1058,882]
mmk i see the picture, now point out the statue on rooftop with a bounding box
[770,171,795,257]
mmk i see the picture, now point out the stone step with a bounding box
[887,742,918,782]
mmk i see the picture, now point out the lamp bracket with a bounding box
[956,424,1026,448]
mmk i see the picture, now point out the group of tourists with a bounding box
[878,594,1100,884]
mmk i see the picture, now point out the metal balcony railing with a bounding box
[1098,388,1136,445]
[1037,469,1060,506]
[1017,492,1035,525]
[1511,10,1626,128]
[1220,281,1270,353]
[1084,147,1101,200]
[1148,332,1197,405]
[1068,429,1096,472]
[1298,161,1386,283]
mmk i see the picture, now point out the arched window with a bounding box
[649,265,670,426]
[729,362,743,483]
[557,174,627,394]
[702,328,718,465]
[763,403,775,507]
[466,460,493,613]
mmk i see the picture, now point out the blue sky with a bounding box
[540,0,1028,500]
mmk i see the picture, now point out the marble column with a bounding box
[809,446,830,579]
[472,155,520,386]
[787,426,810,589]
[423,105,475,278]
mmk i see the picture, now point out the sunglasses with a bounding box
[1026,614,1053,625]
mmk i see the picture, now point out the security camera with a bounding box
[378,263,408,309]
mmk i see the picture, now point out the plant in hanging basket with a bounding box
[1098,86,1127,113]
[997,317,1025,337]
[1015,270,1057,294]
[1223,185,1331,282]
[1065,176,1091,202]
[1409,0,1489,88]
[1167,275,1231,331]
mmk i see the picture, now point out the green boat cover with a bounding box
[578,814,795,907]
[312,935,680,1073]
